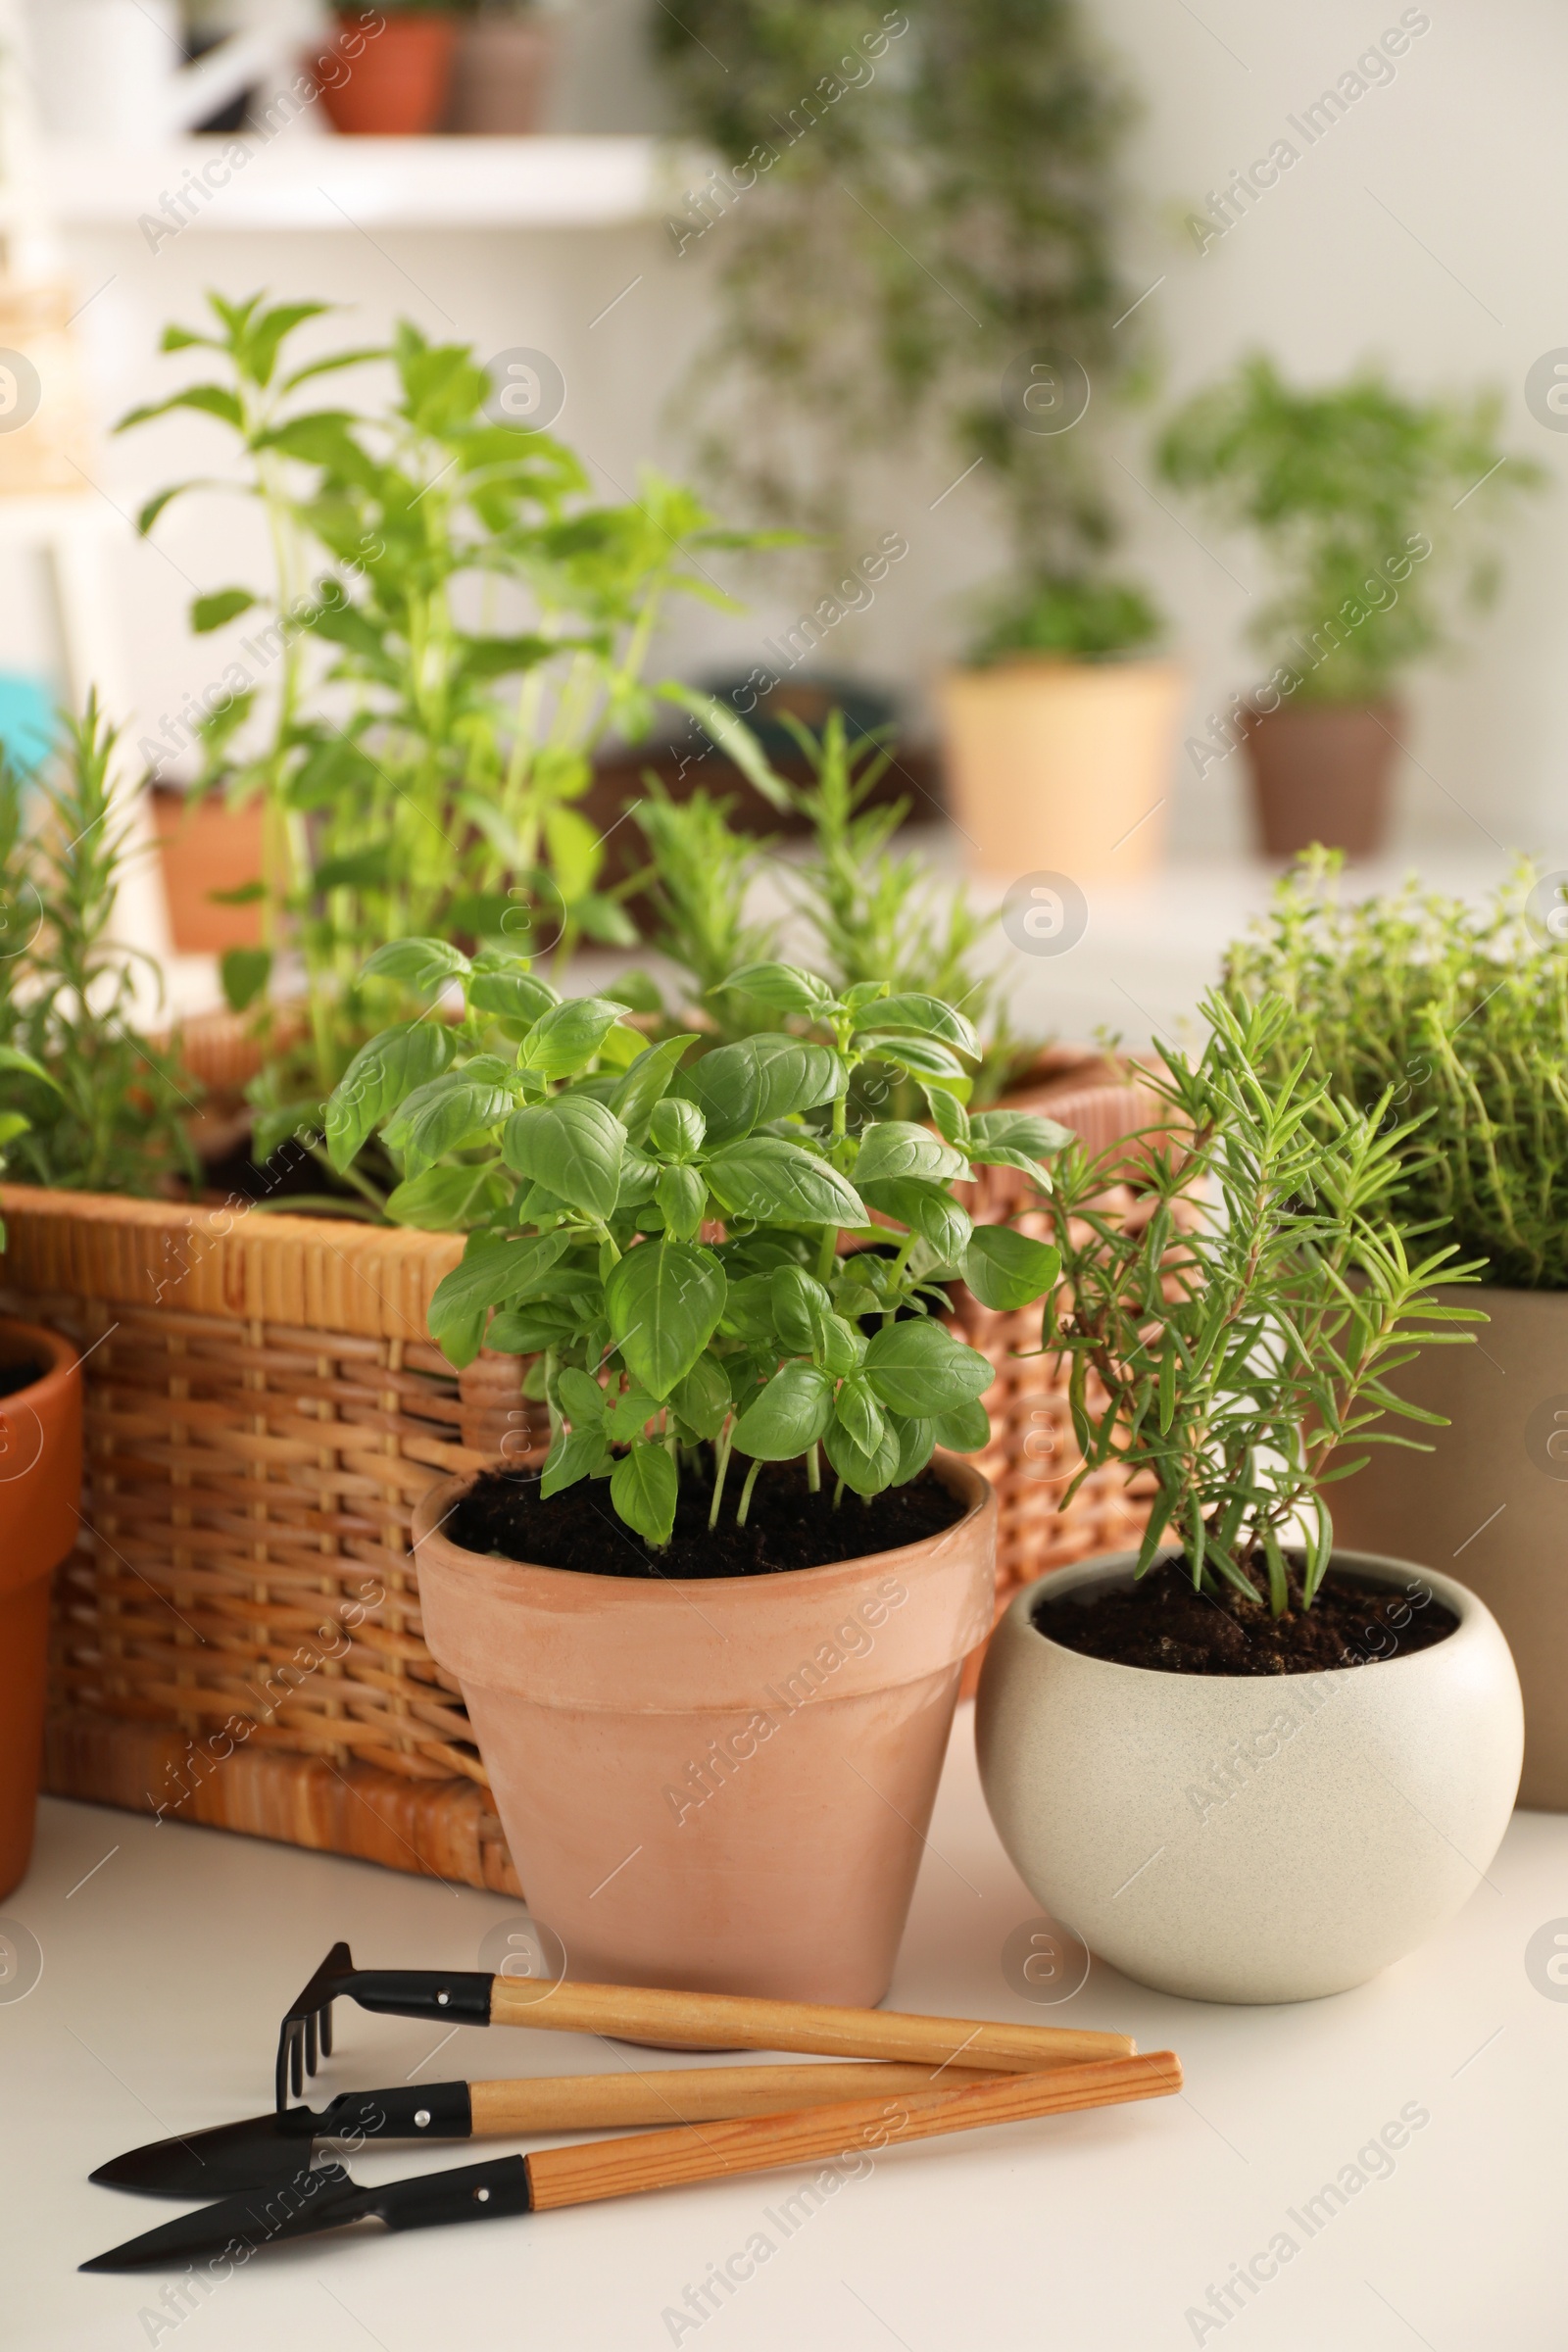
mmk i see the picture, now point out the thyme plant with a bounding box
[1225,851,1568,1287]
[324,950,1065,1545]
[1048,991,1481,1614]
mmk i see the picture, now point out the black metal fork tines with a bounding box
[274,1943,495,2114]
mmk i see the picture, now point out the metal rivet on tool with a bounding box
[437,1991,450,2006]
[474,2187,490,2202]
[415,2110,431,2129]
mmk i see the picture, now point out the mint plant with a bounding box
[324,953,1066,1545]
[1046,990,1483,1614]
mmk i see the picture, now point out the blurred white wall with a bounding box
[19,0,1568,866]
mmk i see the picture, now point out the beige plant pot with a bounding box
[938,659,1185,882]
[413,1455,996,2004]
[1331,1283,1568,1809]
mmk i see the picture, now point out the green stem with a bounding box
[805,1442,820,1494]
[708,1424,733,1531]
[735,1456,762,1528]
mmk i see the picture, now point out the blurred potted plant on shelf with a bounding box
[122,293,765,1211]
[0,704,199,1894]
[1157,355,1543,858]
[655,0,1175,880]
[976,988,1523,2003]
[446,0,557,133]
[324,939,1065,1997]
[1226,851,1568,1806]
[314,2,462,134]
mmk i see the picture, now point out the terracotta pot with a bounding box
[977,1547,1522,2002]
[413,1454,996,2003]
[1241,700,1400,858]
[0,1320,83,1899]
[446,17,553,132]
[316,13,458,135]
[1331,1283,1568,1809]
[937,659,1185,882]
[151,788,266,956]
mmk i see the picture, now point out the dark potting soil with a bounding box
[448,1459,967,1580]
[0,1358,44,1400]
[1038,1554,1459,1676]
[196,1130,369,1211]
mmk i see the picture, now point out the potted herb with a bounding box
[938,576,1184,884]
[975,989,1523,2002]
[1226,854,1568,1807]
[1156,355,1542,858]
[326,947,1065,1998]
[315,4,462,134]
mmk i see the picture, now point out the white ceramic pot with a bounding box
[975,1548,1523,2004]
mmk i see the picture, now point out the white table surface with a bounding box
[4,1712,1563,2352]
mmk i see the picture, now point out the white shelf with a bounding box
[43,133,677,232]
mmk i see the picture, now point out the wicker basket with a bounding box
[0,1185,538,1893]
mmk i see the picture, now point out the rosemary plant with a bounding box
[1048,990,1482,1614]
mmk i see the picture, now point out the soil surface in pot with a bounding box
[449,1460,966,1579]
[0,1358,43,1401]
[1038,1555,1458,1676]
[195,1130,377,1212]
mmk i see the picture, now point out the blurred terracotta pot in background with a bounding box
[316,11,458,134]
[0,1322,82,1899]
[152,787,265,956]
[1241,700,1401,859]
[447,15,554,132]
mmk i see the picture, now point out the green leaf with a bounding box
[606,1382,660,1441]
[749,1035,848,1121]
[604,1240,727,1400]
[731,1360,834,1460]
[363,937,471,994]
[862,1319,994,1416]
[963,1229,1061,1313]
[721,961,836,1017]
[427,1230,572,1368]
[660,684,795,810]
[705,1139,866,1227]
[676,1042,763,1145]
[834,1370,887,1458]
[859,1179,971,1264]
[542,803,606,902]
[384,1062,515,1174]
[852,995,980,1057]
[932,1397,992,1451]
[823,1414,902,1496]
[896,1416,936,1480]
[0,1044,58,1093]
[611,1034,700,1142]
[467,967,560,1026]
[558,1367,608,1425]
[325,1021,456,1172]
[192,587,258,634]
[220,946,271,1013]
[601,967,664,1015]
[671,1353,731,1441]
[649,1098,707,1159]
[486,1303,578,1352]
[925,1086,972,1150]
[502,1097,626,1221]
[542,1422,611,1498]
[519,997,625,1079]
[656,1161,709,1243]
[384,1162,504,1231]
[858,1033,968,1082]
[769,1265,834,1354]
[967,1108,1071,1174]
[854,1122,970,1187]
[611,1442,678,1545]
[118,383,243,431]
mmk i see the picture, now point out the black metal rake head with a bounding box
[274,1941,494,2114]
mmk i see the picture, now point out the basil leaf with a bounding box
[676,1041,762,1145]
[852,994,980,1057]
[426,1230,572,1368]
[649,1098,707,1159]
[611,1441,678,1545]
[862,1318,994,1415]
[730,1360,834,1460]
[924,1085,972,1149]
[705,1139,866,1227]
[855,1121,971,1187]
[963,1228,1061,1312]
[859,1179,972,1264]
[721,960,836,1016]
[671,1353,731,1441]
[858,1033,968,1081]
[896,1416,936,1480]
[362,936,470,994]
[967,1108,1072,1173]
[932,1396,992,1451]
[823,1414,902,1496]
[384,1062,515,1175]
[542,1422,611,1498]
[769,1264,834,1354]
[503,1097,626,1221]
[606,1382,660,1441]
[604,1239,727,1400]
[557,1368,608,1425]
[467,967,560,1026]
[834,1370,886,1458]
[717,1271,777,1343]
[324,1021,456,1172]
[485,1302,578,1353]
[611,1033,701,1142]
[383,1161,506,1231]
[520,997,626,1079]
[655,1161,709,1243]
[748,1034,848,1122]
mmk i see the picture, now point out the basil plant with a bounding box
[324,951,1066,1546]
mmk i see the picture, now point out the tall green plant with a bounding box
[1156,355,1543,704]
[1047,990,1481,1614]
[322,944,1065,1542]
[1225,851,1568,1287]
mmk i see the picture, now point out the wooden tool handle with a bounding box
[524,2050,1181,2211]
[489,1977,1132,2071]
[469,2061,996,2135]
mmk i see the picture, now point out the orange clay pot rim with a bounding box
[416,1450,994,1596]
[0,1315,79,1405]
